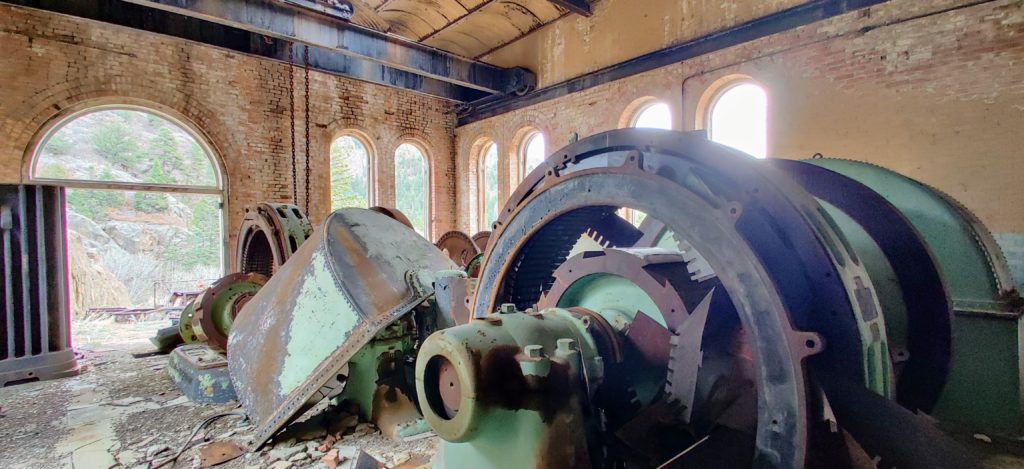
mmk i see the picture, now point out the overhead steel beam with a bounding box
[458,0,889,125]
[548,0,591,17]
[120,0,535,95]
[1,0,490,102]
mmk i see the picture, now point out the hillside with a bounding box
[36,110,222,312]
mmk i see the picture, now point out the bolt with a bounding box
[556,338,577,354]
[524,344,544,358]
[499,303,517,314]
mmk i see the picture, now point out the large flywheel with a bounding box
[414,129,980,469]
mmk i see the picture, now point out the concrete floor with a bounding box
[0,318,435,469]
[2,318,1024,468]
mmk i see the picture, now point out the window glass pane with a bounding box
[632,102,672,130]
[65,189,223,310]
[482,143,499,227]
[523,133,546,175]
[330,136,370,210]
[35,109,218,187]
[709,83,768,159]
[395,143,429,236]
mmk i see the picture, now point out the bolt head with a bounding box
[524,344,544,358]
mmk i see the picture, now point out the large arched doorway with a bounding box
[30,105,225,316]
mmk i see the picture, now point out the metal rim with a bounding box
[193,272,268,351]
[369,206,415,231]
[472,129,892,468]
[435,230,480,267]
[235,203,312,277]
[771,159,953,412]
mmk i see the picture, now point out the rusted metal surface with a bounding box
[191,272,268,351]
[470,231,491,252]
[435,230,480,268]
[228,208,455,448]
[470,129,888,467]
[368,206,415,232]
[198,440,244,467]
[433,275,474,325]
[0,185,78,387]
[235,203,313,278]
[167,344,237,403]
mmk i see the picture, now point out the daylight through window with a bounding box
[394,143,430,236]
[481,142,499,229]
[522,132,546,176]
[32,107,223,311]
[330,135,371,210]
[708,82,768,159]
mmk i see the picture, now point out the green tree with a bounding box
[44,134,73,156]
[89,119,138,169]
[482,144,498,227]
[133,165,171,213]
[330,137,369,210]
[165,196,221,269]
[150,126,184,175]
[394,144,427,236]
[187,142,217,187]
[67,177,124,222]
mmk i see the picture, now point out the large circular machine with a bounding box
[414,129,1009,468]
[236,203,314,277]
[191,272,268,351]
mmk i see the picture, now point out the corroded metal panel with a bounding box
[228,208,455,447]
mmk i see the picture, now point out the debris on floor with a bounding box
[0,318,436,469]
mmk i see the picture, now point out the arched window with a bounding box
[330,134,371,210]
[394,143,429,236]
[31,106,224,310]
[707,82,768,159]
[631,101,673,130]
[480,142,499,229]
[521,131,546,176]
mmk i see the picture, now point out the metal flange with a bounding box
[235,203,313,278]
[192,272,268,351]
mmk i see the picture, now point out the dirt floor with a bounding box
[0,317,436,469]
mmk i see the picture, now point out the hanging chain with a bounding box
[303,45,312,214]
[288,44,298,205]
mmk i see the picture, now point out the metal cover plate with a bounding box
[228,208,454,447]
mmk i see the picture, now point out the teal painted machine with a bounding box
[227,130,1020,469]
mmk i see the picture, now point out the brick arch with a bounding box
[391,130,440,239]
[1,78,248,256]
[321,120,381,212]
[7,81,234,183]
[459,132,497,234]
[507,122,550,183]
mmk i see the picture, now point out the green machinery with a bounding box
[230,129,1020,468]
[414,130,1017,468]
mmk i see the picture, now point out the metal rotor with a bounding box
[192,272,268,351]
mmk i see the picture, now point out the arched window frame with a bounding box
[697,76,769,159]
[517,129,546,180]
[394,140,432,237]
[27,104,225,195]
[26,102,228,271]
[329,130,376,209]
[477,139,499,231]
[620,97,674,131]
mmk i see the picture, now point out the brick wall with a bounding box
[456,0,1024,283]
[0,4,457,256]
